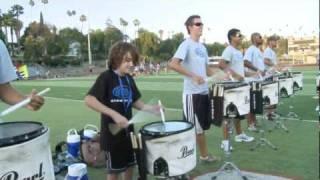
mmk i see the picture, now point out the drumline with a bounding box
[126,72,303,179]
[0,72,303,179]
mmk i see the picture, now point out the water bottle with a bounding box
[83,124,98,141]
[67,129,80,158]
[66,163,89,180]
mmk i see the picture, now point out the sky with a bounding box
[1,0,319,43]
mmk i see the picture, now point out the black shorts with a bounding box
[105,133,136,174]
[183,94,211,134]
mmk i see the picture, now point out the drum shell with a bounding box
[140,121,196,177]
[279,77,294,96]
[291,72,303,90]
[262,81,279,105]
[222,84,251,116]
[0,122,55,179]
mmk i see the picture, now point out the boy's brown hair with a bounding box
[108,41,140,70]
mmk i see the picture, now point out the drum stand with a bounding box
[270,90,301,133]
[251,104,278,151]
[211,108,248,180]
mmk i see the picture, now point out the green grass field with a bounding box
[1,66,318,180]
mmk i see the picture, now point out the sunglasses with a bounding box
[235,33,243,38]
[193,22,203,27]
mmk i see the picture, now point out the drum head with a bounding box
[0,121,46,147]
[140,120,193,137]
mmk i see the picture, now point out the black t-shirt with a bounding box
[87,70,141,150]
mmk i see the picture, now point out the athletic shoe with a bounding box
[235,133,254,142]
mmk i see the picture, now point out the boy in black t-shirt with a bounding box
[85,42,161,180]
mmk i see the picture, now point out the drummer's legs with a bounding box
[222,118,242,140]
[107,174,119,180]
[197,133,209,157]
[247,113,257,131]
[123,167,134,180]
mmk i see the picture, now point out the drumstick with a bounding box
[0,88,51,117]
[137,133,143,150]
[158,100,166,124]
[130,132,138,149]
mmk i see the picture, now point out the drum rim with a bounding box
[140,120,193,137]
[0,121,47,147]
[213,81,249,89]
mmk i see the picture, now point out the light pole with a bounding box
[87,22,92,65]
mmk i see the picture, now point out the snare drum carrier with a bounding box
[210,81,250,126]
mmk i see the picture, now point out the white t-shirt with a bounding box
[264,47,277,70]
[173,38,209,94]
[221,45,245,77]
[0,40,17,84]
[244,45,265,71]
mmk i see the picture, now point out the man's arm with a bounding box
[0,83,44,111]
[84,95,129,128]
[132,99,161,115]
[244,60,259,72]
[168,58,205,84]
[219,60,244,81]
[0,83,25,105]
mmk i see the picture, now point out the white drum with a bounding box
[0,121,54,180]
[291,72,303,91]
[215,82,251,116]
[262,81,279,105]
[279,77,294,97]
[140,121,196,177]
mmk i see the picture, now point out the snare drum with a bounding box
[261,80,279,106]
[140,121,196,177]
[0,121,55,179]
[291,72,303,91]
[278,75,294,97]
[210,81,250,120]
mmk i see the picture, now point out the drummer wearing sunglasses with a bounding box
[219,29,255,151]
[244,32,266,131]
[0,39,44,111]
[169,15,220,164]
[85,42,161,180]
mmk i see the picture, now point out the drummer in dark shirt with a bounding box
[84,41,161,180]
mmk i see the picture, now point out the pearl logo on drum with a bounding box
[0,172,18,180]
[0,163,44,180]
[178,145,195,159]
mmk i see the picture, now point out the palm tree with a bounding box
[2,13,12,44]
[79,14,87,33]
[10,4,24,21]
[12,18,23,53]
[10,5,24,53]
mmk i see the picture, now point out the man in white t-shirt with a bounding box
[0,39,44,111]
[264,35,281,120]
[264,35,280,71]
[244,33,265,131]
[169,15,219,163]
[219,28,254,151]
